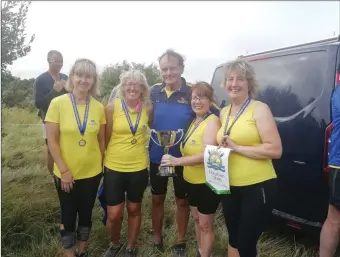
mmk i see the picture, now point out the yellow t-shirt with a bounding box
[104,99,149,172]
[165,88,175,98]
[45,94,106,180]
[216,101,277,186]
[181,114,216,184]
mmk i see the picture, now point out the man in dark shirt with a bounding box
[34,50,68,177]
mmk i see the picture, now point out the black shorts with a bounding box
[185,181,220,215]
[329,168,340,210]
[149,162,187,199]
[103,167,149,206]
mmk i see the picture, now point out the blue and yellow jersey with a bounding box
[149,77,221,164]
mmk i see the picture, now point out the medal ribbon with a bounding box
[223,97,251,136]
[121,99,142,137]
[70,93,90,137]
[182,111,212,147]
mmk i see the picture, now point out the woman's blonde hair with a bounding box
[65,58,100,96]
[113,69,150,103]
[221,59,259,98]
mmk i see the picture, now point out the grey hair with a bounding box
[47,50,62,61]
[65,58,100,97]
[111,69,150,104]
[221,59,259,98]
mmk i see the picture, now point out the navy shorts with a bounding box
[103,167,149,206]
[329,168,340,210]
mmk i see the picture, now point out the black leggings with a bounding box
[55,173,102,247]
[221,179,277,257]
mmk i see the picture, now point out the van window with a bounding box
[211,51,328,118]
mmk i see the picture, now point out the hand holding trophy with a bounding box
[149,129,184,176]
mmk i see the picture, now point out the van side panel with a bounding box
[210,44,339,229]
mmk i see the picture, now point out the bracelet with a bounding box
[60,169,68,174]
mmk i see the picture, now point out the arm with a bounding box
[161,116,221,166]
[98,125,105,163]
[146,100,153,127]
[34,77,59,111]
[45,122,68,173]
[104,102,114,148]
[45,99,74,192]
[226,102,282,160]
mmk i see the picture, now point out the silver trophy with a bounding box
[150,129,184,176]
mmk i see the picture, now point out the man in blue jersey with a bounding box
[320,84,340,257]
[149,49,193,257]
[34,50,68,177]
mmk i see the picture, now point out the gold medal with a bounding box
[79,139,86,147]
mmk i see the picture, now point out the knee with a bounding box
[77,223,92,241]
[60,230,76,249]
[127,204,141,217]
[176,198,189,209]
[326,206,340,228]
[199,220,213,234]
[107,209,123,223]
[152,195,165,207]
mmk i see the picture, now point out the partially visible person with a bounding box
[34,50,68,177]
[161,82,221,257]
[319,84,340,257]
[102,70,152,257]
[217,60,282,257]
[45,58,105,257]
[148,49,193,257]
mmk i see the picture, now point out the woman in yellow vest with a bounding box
[103,70,152,257]
[217,60,282,257]
[45,58,106,257]
[161,81,221,257]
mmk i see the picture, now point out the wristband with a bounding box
[60,169,68,174]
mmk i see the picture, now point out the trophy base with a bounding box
[156,166,177,177]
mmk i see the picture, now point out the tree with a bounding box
[1,1,35,72]
[100,60,162,104]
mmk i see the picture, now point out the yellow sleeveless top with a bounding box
[104,98,149,172]
[181,114,216,184]
[216,101,277,186]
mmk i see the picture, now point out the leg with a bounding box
[125,169,149,249]
[191,207,201,252]
[221,188,242,257]
[55,176,78,257]
[149,163,169,245]
[173,166,189,243]
[185,181,201,252]
[320,168,340,257]
[320,205,340,257]
[76,173,102,255]
[103,168,126,257]
[197,184,220,257]
[237,179,277,257]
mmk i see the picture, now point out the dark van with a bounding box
[210,36,340,235]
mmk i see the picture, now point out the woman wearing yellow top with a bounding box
[45,59,106,257]
[161,82,221,257]
[103,70,151,257]
[217,60,282,257]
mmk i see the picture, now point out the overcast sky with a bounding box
[8,1,340,83]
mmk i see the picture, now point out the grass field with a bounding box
[1,107,319,257]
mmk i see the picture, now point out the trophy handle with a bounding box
[149,129,163,147]
[173,129,184,146]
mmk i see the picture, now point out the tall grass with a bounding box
[1,107,318,257]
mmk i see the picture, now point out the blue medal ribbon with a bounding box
[121,99,142,138]
[182,111,212,148]
[70,93,90,138]
[223,97,251,136]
